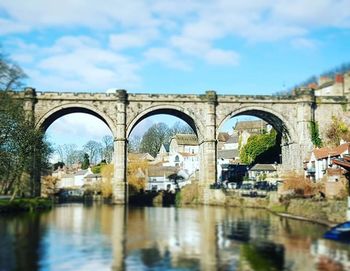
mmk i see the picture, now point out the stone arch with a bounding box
[126,104,203,141]
[217,106,296,144]
[35,103,117,137]
[217,106,299,168]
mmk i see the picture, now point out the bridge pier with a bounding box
[200,91,218,204]
[113,90,128,204]
[113,137,128,204]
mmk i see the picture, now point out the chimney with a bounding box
[335,74,344,84]
[344,71,350,94]
[308,82,318,89]
[333,73,344,95]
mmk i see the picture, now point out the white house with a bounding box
[58,168,93,188]
[217,132,230,150]
[159,134,200,176]
[223,133,239,150]
[58,173,75,188]
[248,164,277,180]
[157,143,170,158]
[314,73,350,96]
[217,149,239,176]
[147,166,190,192]
[84,173,102,185]
[147,166,176,191]
[305,143,350,181]
[166,152,199,176]
[169,134,199,154]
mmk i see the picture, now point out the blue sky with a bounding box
[1,1,350,154]
[1,1,350,94]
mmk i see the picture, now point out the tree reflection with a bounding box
[0,213,45,271]
[241,241,285,271]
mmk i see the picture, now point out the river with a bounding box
[0,203,349,271]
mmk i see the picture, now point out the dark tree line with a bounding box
[54,135,114,167]
[276,61,350,95]
[0,47,51,198]
[130,121,194,157]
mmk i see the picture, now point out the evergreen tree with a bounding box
[81,153,90,169]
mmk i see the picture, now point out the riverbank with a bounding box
[177,182,348,225]
[0,198,53,213]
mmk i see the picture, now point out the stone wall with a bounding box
[178,184,347,224]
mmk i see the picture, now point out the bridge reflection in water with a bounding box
[0,204,349,271]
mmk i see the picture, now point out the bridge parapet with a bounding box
[35,91,119,100]
[128,93,203,102]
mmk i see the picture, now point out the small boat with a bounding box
[324,221,350,242]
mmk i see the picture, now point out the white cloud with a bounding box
[2,1,350,39]
[109,34,148,51]
[0,0,159,32]
[2,0,350,90]
[171,36,239,66]
[144,47,191,70]
[291,38,317,49]
[0,18,30,34]
[271,0,350,28]
[109,29,158,51]
[17,35,142,91]
[11,53,34,63]
[46,113,112,147]
[204,49,239,66]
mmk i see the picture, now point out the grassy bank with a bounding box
[0,198,53,213]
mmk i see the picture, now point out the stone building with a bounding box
[234,120,268,135]
[315,72,350,96]
[304,143,350,181]
[217,132,230,150]
[165,134,199,176]
[169,134,199,154]
[57,168,94,188]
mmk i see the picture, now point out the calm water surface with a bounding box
[0,203,349,271]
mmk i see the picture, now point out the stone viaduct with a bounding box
[13,87,348,203]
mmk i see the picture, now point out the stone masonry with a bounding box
[11,87,349,204]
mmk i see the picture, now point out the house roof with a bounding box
[218,149,239,159]
[226,134,239,144]
[317,80,334,89]
[249,164,276,171]
[162,143,170,152]
[172,134,198,146]
[234,120,267,131]
[336,143,350,154]
[148,166,177,177]
[128,152,154,161]
[313,143,350,160]
[218,132,230,142]
[75,169,88,176]
[333,158,350,171]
